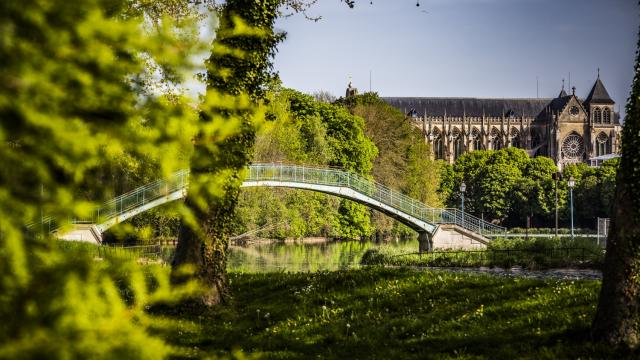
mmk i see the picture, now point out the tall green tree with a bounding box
[442,148,562,227]
[562,159,619,228]
[592,16,640,350]
[234,87,376,240]
[344,93,441,237]
[172,0,284,305]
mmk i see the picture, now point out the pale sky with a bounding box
[272,0,638,117]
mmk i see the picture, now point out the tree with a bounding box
[441,148,562,227]
[561,159,619,228]
[233,87,377,240]
[344,93,442,238]
[591,17,640,350]
[171,0,284,305]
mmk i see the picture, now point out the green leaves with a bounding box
[444,148,557,226]
[234,88,379,240]
[0,0,231,356]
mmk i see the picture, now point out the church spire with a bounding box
[558,79,568,98]
[585,71,614,105]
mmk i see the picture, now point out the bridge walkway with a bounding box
[47,163,505,248]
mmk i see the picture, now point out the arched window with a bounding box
[531,130,541,148]
[490,128,501,150]
[594,107,602,123]
[433,128,444,160]
[452,128,463,159]
[603,108,611,123]
[596,132,610,156]
[510,128,520,148]
[471,128,481,151]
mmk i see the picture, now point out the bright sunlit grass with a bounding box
[155,267,622,359]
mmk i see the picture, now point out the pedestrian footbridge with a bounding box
[54,163,505,250]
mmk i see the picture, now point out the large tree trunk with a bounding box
[170,0,282,305]
[172,171,245,305]
[591,13,640,350]
[172,125,254,305]
[591,174,640,349]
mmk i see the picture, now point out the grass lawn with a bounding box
[156,267,626,359]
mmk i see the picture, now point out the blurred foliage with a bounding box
[592,15,640,349]
[0,0,242,357]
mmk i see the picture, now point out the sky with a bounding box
[272,0,638,117]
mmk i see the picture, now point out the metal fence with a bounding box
[391,247,602,264]
[95,169,189,222]
[597,217,610,247]
[27,170,189,235]
[56,242,164,261]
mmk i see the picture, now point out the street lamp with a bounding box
[460,182,467,226]
[568,176,576,239]
[552,172,562,238]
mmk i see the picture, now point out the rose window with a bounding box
[562,134,584,158]
[596,132,608,144]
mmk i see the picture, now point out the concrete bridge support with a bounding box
[418,231,432,253]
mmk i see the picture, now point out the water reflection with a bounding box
[227,239,417,273]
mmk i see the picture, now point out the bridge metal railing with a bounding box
[27,170,190,234]
[31,163,505,239]
[246,163,505,238]
[95,169,189,222]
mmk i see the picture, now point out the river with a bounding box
[226,238,602,280]
[227,238,415,272]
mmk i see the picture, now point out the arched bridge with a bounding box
[56,163,505,249]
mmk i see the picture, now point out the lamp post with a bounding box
[552,172,562,238]
[460,182,467,226]
[568,176,575,239]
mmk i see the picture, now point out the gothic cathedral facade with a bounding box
[382,75,622,169]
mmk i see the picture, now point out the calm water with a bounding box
[226,239,602,280]
[227,239,417,272]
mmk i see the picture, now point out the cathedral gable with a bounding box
[558,96,587,123]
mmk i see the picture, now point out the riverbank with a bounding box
[388,266,602,281]
[231,236,334,246]
[360,237,605,271]
[156,267,627,359]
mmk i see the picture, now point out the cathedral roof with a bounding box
[381,97,552,118]
[549,96,570,112]
[584,78,614,105]
[558,88,568,97]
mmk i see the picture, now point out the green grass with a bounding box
[361,237,605,270]
[155,267,625,359]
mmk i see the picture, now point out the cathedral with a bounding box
[381,74,622,169]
